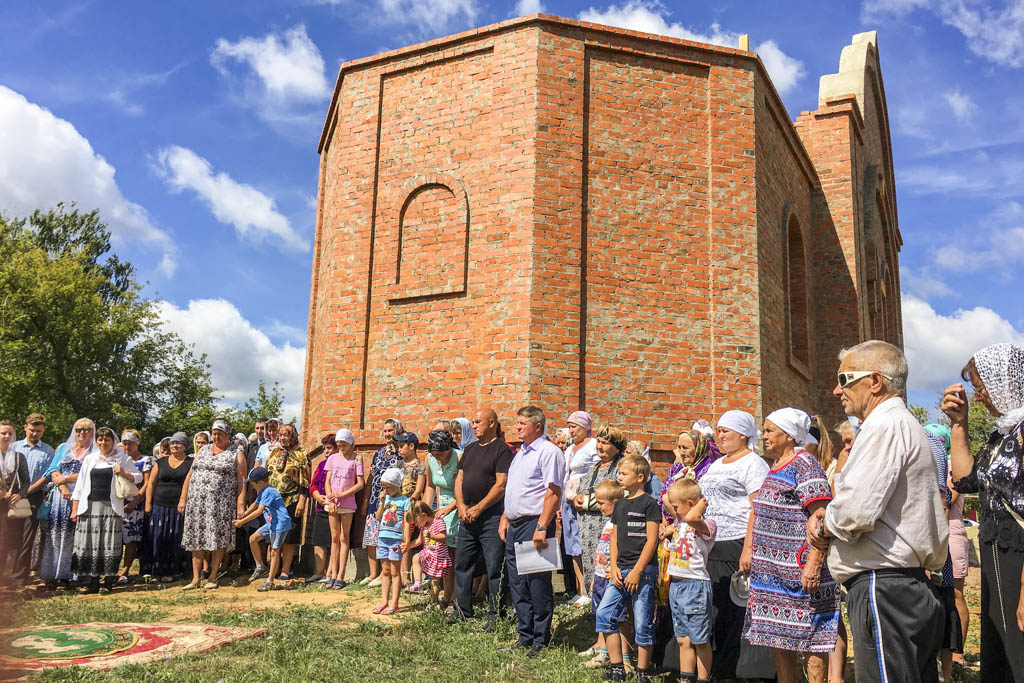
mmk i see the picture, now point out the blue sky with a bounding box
[2,0,1022,420]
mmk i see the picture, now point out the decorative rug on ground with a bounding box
[0,622,266,678]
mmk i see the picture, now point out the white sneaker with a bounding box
[572,594,591,607]
[367,576,382,587]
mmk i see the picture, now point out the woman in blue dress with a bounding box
[40,418,96,589]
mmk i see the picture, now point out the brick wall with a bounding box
[303,17,903,451]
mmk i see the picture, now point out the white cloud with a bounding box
[0,85,177,275]
[153,145,309,252]
[944,89,976,123]
[211,25,329,101]
[321,0,478,36]
[156,298,306,422]
[863,0,1024,68]
[895,103,933,140]
[901,267,953,298]
[513,0,545,15]
[928,201,1024,275]
[898,155,1024,198]
[903,294,1024,393]
[754,39,806,96]
[576,1,804,94]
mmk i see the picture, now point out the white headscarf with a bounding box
[716,410,760,451]
[973,343,1024,435]
[60,418,98,462]
[453,417,477,449]
[765,408,812,446]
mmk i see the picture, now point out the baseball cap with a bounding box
[248,466,270,482]
[393,432,419,448]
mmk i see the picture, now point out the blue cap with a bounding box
[248,466,269,482]
[393,432,419,448]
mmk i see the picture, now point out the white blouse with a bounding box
[70,451,143,516]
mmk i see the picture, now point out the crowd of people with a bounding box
[2,338,1023,682]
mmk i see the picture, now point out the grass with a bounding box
[21,596,609,683]
[11,577,985,682]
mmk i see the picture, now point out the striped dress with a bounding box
[743,450,839,653]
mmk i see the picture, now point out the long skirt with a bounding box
[72,500,123,578]
[979,538,1024,680]
[708,538,775,679]
[577,510,605,589]
[147,505,187,577]
[40,491,76,582]
[561,498,582,556]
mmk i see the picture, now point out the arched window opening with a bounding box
[787,215,810,366]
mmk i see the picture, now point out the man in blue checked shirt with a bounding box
[12,412,55,587]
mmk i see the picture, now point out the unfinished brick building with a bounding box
[301,16,902,451]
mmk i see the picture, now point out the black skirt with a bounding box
[147,504,187,577]
[707,537,776,679]
[979,537,1024,680]
[311,510,331,548]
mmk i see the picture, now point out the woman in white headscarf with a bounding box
[698,409,773,679]
[180,418,247,590]
[70,426,142,593]
[743,408,838,683]
[40,418,95,589]
[450,417,477,451]
[943,343,1024,680]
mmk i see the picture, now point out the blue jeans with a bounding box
[595,563,659,646]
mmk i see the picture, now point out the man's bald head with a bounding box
[472,408,499,442]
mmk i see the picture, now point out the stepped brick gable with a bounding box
[302,17,902,451]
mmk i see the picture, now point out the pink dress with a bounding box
[949,493,969,579]
[324,454,363,511]
[418,517,452,578]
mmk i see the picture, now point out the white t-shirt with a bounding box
[563,438,599,499]
[700,451,769,541]
[666,518,717,581]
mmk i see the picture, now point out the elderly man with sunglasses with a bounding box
[806,340,948,683]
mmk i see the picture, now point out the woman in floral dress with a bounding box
[180,419,246,589]
[359,418,404,586]
[742,408,838,683]
[265,423,309,580]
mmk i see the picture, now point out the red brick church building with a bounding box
[301,16,902,450]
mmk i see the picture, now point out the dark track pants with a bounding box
[845,568,943,683]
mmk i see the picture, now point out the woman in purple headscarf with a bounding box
[560,411,599,606]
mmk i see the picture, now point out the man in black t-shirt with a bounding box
[452,408,514,626]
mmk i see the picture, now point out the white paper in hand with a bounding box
[514,539,562,575]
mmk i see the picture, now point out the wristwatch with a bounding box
[535,523,547,532]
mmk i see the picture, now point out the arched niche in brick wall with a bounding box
[782,201,812,377]
[386,173,470,303]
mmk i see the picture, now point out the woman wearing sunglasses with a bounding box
[39,418,94,590]
[943,343,1024,680]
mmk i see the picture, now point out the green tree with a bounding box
[965,392,998,454]
[909,403,930,425]
[232,381,287,437]
[0,205,216,443]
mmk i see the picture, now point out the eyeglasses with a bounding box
[837,370,892,388]
[75,427,94,434]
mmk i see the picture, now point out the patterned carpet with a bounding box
[0,622,265,679]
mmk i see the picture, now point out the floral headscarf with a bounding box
[973,343,1024,435]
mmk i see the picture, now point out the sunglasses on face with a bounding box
[75,427,93,434]
[837,370,893,388]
